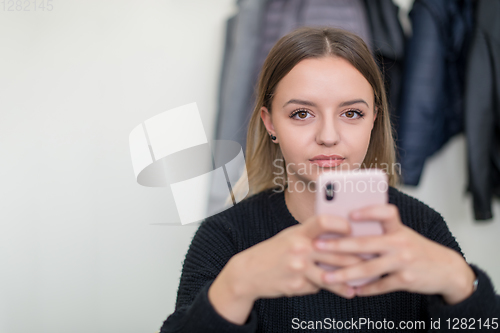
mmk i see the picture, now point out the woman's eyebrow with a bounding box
[282,99,317,108]
[339,99,369,107]
[282,98,369,108]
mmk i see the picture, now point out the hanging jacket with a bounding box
[213,0,268,152]
[464,0,500,221]
[396,0,473,186]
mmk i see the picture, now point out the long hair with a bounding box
[229,26,401,203]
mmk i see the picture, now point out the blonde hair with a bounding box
[227,26,401,204]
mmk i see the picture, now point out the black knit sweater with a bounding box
[160,186,500,332]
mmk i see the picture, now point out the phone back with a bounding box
[315,168,388,237]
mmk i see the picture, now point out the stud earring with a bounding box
[269,133,277,141]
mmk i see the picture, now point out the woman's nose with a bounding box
[316,118,340,146]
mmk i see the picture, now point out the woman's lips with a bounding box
[309,158,345,167]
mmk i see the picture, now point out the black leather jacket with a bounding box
[464,0,500,221]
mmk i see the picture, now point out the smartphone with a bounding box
[314,168,388,287]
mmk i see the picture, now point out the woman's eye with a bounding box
[342,110,364,119]
[290,110,312,120]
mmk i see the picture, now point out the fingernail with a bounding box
[325,273,336,283]
[315,240,327,249]
[346,287,354,297]
[351,211,361,219]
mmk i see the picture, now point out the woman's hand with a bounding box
[213,215,365,304]
[208,214,364,325]
[313,203,476,305]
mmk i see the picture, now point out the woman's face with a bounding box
[261,56,377,190]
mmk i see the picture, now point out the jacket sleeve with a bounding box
[464,5,495,221]
[159,216,258,333]
[422,212,500,330]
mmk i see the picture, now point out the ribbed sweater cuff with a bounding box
[426,263,498,319]
[180,279,258,333]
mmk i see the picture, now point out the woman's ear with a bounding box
[374,106,378,122]
[261,106,278,143]
[261,106,276,135]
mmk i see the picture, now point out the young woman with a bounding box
[160,27,499,332]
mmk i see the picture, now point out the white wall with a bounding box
[0,1,235,332]
[0,1,498,333]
